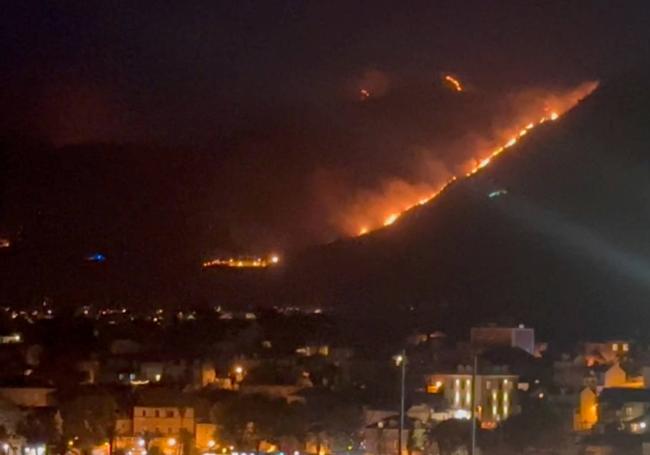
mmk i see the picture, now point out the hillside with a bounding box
[280,70,650,339]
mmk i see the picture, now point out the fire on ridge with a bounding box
[355,82,599,237]
[203,254,280,269]
[444,75,464,92]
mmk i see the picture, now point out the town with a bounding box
[0,299,643,455]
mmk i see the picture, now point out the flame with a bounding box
[203,254,280,269]
[354,82,598,237]
[444,75,463,92]
[384,213,400,226]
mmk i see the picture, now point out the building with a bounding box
[575,387,598,431]
[425,367,519,428]
[133,405,194,436]
[0,378,56,407]
[596,388,650,434]
[470,325,535,355]
[115,404,215,454]
[363,415,411,455]
[583,340,631,366]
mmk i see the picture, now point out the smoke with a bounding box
[314,78,598,237]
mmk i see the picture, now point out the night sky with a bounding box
[3,1,649,145]
[2,1,650,309]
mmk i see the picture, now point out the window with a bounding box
[623,343,629,352]
[485,380,492,389]
[613,343,619,352]
[166,410,174,418]
[142,410,146,417]
[155,410,160,418]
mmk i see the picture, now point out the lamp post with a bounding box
[470,354,478,455]
[394,351,406,455]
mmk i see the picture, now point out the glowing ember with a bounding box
[444,75,463,92]
[360,88,371,100]
[354,82,598,237]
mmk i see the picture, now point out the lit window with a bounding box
[613,343,619,352]
[454,379,460,389]
[454,391,460,406]
[623,343,629,352]
[486,380,491,389]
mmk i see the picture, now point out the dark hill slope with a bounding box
[282,73,650,339]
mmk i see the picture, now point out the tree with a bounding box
[16,411,59,446]
[60,390,118,452]
[497,399,568,451]
[298,389,363,453]
[211,394,303,451]
[430,419,470,455]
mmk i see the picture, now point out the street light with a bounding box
[470,354,478,455]
[393,350,406,455]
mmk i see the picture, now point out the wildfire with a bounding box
[354,82,598,237]
[203,254,280,269]
[444,75,463,92]
[384,213,400,226]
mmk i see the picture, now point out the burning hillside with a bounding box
[333,80,598,238]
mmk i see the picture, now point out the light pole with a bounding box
[470,354,478,455]
[394,350,406,455]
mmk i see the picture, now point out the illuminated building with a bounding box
[113,404,216,454]
[574,387,598,431]
[595,388,650,435]
[425,368,519,428]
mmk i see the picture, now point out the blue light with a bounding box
[86,253,106,263]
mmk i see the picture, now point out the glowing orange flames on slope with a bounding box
[444,75,464,92]
[354,81,599,237]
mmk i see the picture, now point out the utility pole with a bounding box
[470,353,478,455]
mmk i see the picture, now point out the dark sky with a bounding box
[3,0,649,145]
[1,1,650,308]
